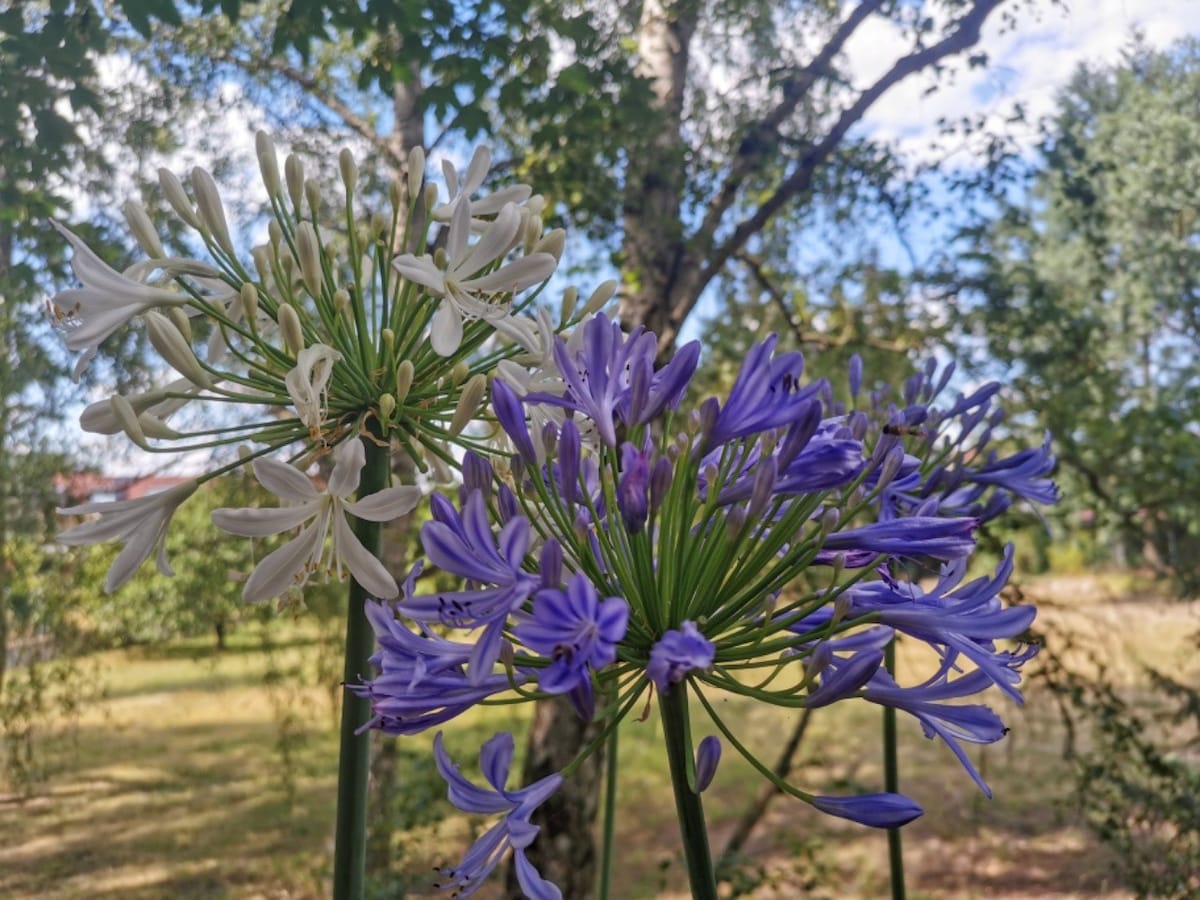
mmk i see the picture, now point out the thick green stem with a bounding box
[333,425,390,900]
[599,724,619,900]
[659,685,717,900]
[883,638,905,900]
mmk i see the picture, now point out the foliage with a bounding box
[956,38,1200,589]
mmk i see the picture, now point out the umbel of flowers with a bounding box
[50,140,608,898]
[354,316,1058,899]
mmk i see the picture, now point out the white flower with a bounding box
[212,439,421,603]
[58,480,198,592]
[430,146,532,225]
[285,343,342,433]
[392,200,557,356]
[79,377,199,437]
[50,222,193,378]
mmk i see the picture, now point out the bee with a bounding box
[882,423,928,438]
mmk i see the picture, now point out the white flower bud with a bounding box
[167,306,193,342]
[138,412,181,440]
[145,310,212,389]
[559,287,579,327]
[526,194,546,217]
[256,131,282,198]
[158,168,200,229]
[423,182,439,214]
[110,395,149,449]
[394,360,414,404]
[378,392,396,424]
[533,228,566,261]
[582,279,617,316]
[449,361,470,386]
[285,154,305,212]
[450,374,487,436]
[277,302,305,355]
[295,222,324,297]
[190,167,235,255]
[304,178,321,216]
[407,146,425,201]
[238,283,258,328]
[389,177,404,213]
[122,200,164,259]
[338,148,357,194]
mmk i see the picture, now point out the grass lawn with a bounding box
[2,575,1196,898]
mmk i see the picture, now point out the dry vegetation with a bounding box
[1,575,1195,899]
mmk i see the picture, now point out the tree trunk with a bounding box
[619,0,699,353]
[504,696,607,899]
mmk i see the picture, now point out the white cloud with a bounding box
[842,0,1200,163]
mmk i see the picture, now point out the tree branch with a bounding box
[737,251,912,352]
[235,54,400,168]
[695,0,886,252]
[673,0,1005,335]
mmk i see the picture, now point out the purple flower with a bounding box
[647,621,715,693]
[526,315,698,446]
[810,792,924,828]
[397,491,538,682]
[964,432,1059,507]
[863,669,1009,797]
[492,378,538,462]
[514,573,629,699]
[820,516,978,564]
[432,732,562,899]
[705,335,825,446]
[847,545,1037,702]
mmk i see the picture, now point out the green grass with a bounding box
[3,575,1195,898]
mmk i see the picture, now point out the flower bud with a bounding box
[541,421,558,459]
[338,147,357,194]
[157,168,200,229]
[559,286,579,327]
[295,222,323,297]
[407,146,425,200]
[145,311,212,389]
[820,507,840,535]
[304,178,321,216]
[285,154,305,212]
[526,194,546,217]
[378,392,396,424]
[725,506,747,540]
[747,457,778,521]
[138,412,181,440]
[849,354,864,399]
[394,360,414,404]
[123,200,164,259]
[334,288,353,322]
[450,374,487,436]
[389,177,404,213]
[240,283,259,330]
[649,457,674,514]
[523,211,542,253]
[380,327,395,354]
[423,182,439,214]
[277,302,304,355]
[582,279,616,316]
[876,444,905,491]
[190,166,234,255]
[695,736,722,793]
[370,211,388,237]
[256,131,282,198]
[449,361,470,386]
[110,395,149,449]
[533,228,565,261]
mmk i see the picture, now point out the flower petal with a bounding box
[253,457,319,502]
[431,297,464,356]
[242,522,324,603]
[343,485,423,522]
[329,439,365,499]
[334,511,399,598]
[211,503,314,537]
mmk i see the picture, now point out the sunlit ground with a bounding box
[2,574,1196,899]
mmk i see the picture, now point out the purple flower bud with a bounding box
[876,444,906,491]
[848,354,863,399]
[539,539,563,588]
[461,451,494,499]
[695,735,722,793]
[541,421,558,458]
[747,456,778,521]
[649,456,674,515]
[810,792,924,829]
[558,419,581,501]
[932,360,956,400]
[618,443,651,533]
[492,378,537,462]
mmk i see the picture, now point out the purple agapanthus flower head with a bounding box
[647,621,715,693]
[433,732,562,899]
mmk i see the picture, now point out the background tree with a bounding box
[956,37,1200,589]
